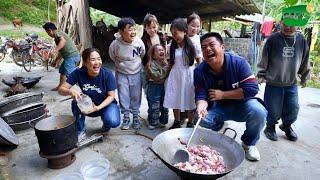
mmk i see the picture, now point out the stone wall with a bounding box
[223,38,253,64]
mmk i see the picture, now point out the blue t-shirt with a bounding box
[67,66,117,105]
[194,52,258,107]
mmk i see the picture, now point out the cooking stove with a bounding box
[39,148,76,169]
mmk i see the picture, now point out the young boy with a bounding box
[109,17,145,130]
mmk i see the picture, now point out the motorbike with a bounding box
[0,37,9,62]
[6,39,33,72]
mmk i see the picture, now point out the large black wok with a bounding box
[2,76,42,89]
[151,128,244,179]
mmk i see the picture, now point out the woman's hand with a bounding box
[82,103,100,114]
[70,89,82,100]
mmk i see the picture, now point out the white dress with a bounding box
[164,48,196,112]
[189,35,203,59]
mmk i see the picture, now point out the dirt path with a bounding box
[0,24,43,32]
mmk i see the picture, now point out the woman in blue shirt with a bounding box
[59,48,120,140]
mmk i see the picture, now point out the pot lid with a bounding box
[1,102,44,117]
[0,92,43,107]
[0,117,19,146]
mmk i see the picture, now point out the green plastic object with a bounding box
[284,0,298,6]
[282,5,311,26]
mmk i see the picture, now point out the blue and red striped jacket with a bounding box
[194,52,258,107]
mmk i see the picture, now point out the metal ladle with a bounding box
[173,115,202,164]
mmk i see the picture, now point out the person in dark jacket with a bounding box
[195,32,267,161]
[257,19,310,142]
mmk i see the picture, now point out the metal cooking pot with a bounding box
[1,103,46,131]
[0,92,44,116]
[33,115,77,155]
[151,128,244,180]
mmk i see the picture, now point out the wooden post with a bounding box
[48,0,51,21]
[262,0,266,23]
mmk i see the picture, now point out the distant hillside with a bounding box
[0,0,56,25]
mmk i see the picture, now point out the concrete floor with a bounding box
[0,59,320,180]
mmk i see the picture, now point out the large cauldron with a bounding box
[34,115,77,155]
[151,128,245,180]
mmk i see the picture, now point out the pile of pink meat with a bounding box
[174,145,226,174]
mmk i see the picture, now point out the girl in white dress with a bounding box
[164,18,196,129]
[187,13,203,65]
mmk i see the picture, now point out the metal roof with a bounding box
[236,13,274,23]
[89,0,261,24]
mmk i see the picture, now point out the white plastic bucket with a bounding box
[80,158,110,180]
[54,172,83,180]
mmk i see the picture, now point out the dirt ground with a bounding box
[0,58,320,180]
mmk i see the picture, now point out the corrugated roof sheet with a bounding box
[89,0,261,24]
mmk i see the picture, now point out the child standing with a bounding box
[145,44,170,129]
[164,18,196,129]
[141,14,167,93]
[141,14,167,66]
[180,13,203,124]
[187,13,203,65]
[109,18,145,130]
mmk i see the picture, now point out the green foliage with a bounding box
[307,79,320,88]
[0,0,56,25]
[90,8,120,26]
[253,0,320,21]
[210,21,242,33]
[0,29,52,42]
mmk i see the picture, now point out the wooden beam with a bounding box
[222,17,252,26]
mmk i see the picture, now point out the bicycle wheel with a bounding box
[12,51,24,66]
[0,52,5,62]
[30,51,40,66]
[22,51,32,72]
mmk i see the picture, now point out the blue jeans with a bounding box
[146,81,168,125]
[115,71,142,117]
[59,54,80,75]
[200,99,267,146]
[72,100,121,134]
[264,84,299,126]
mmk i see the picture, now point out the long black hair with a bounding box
[169,18,195,66]
[141,14,159,43]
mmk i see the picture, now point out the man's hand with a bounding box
[208,89,224,101]
[301,81,307,88]
[51,55,62,68]
[51,59,58,67]
[196,100,208,118]
[257,77,265,84]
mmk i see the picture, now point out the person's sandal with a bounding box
[186,122,194,128]
[169,121,181,129]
